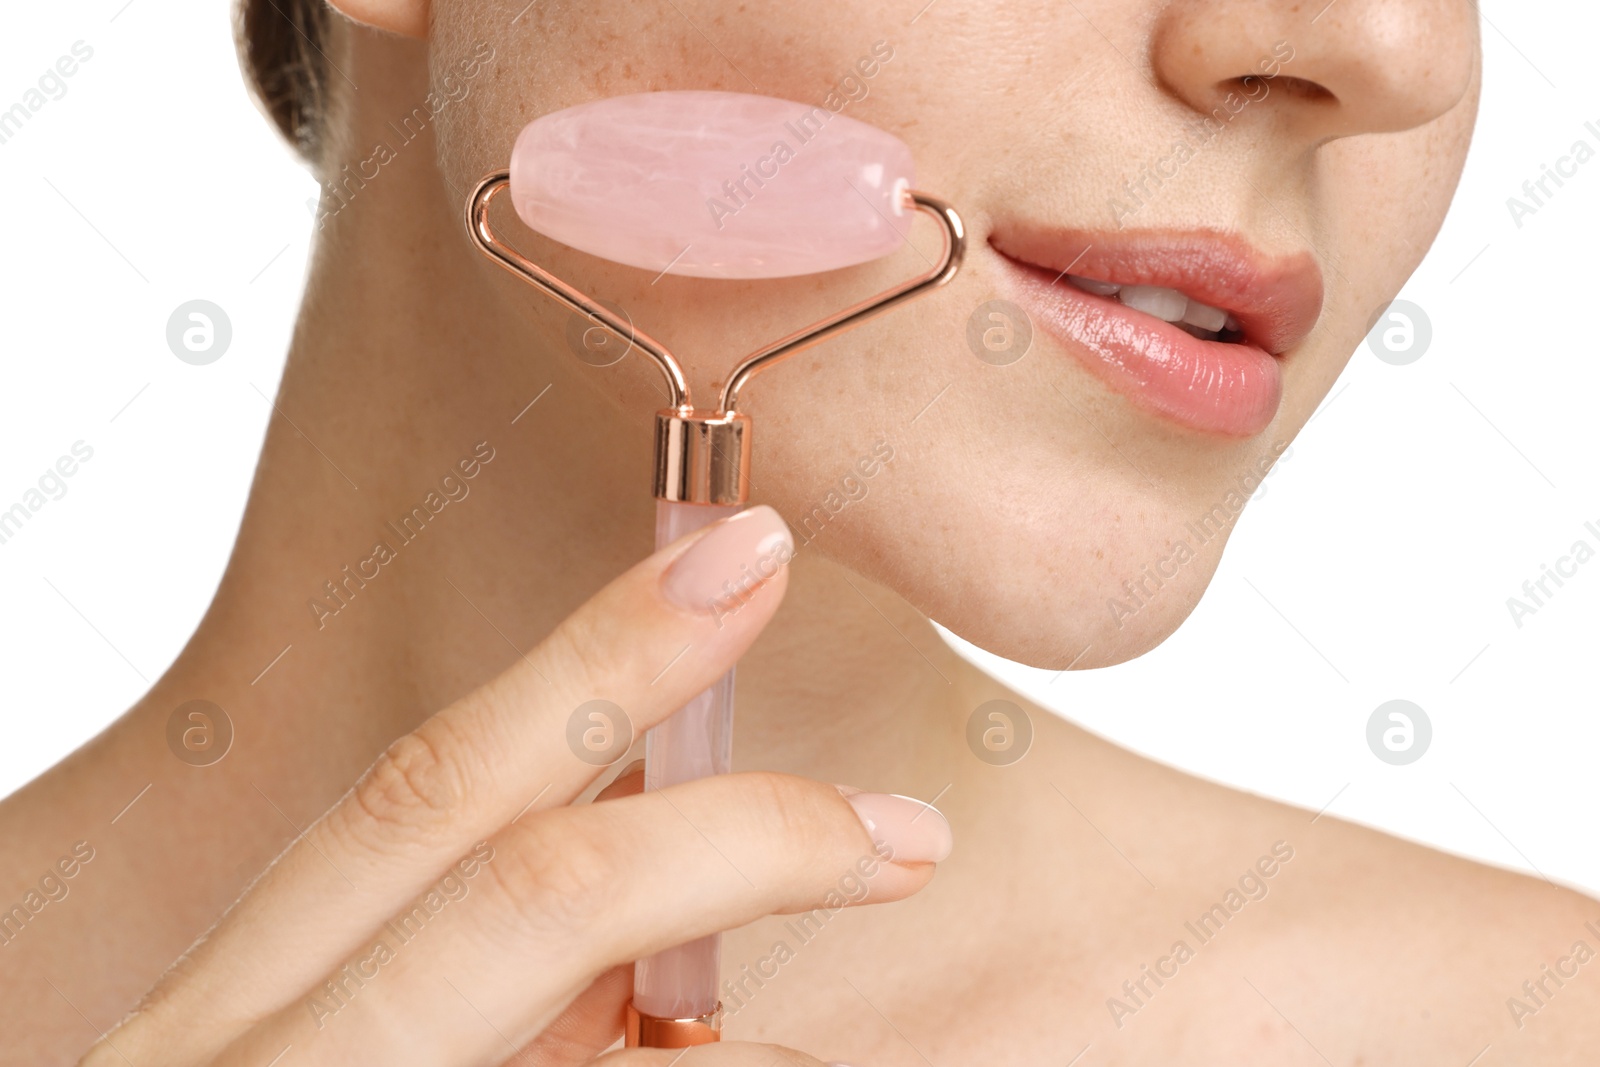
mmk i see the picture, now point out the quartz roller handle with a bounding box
[485,89,958,1037]
[632,499,742,1022]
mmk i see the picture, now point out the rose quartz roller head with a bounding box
[464,90,964,1049]
[508,90,917,279]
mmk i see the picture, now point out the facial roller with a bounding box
[465,89,965,1048]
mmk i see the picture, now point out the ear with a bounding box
[326,0,428,39]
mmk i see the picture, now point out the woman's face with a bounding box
[430,0,1480,668]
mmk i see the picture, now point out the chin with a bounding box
[824,455,1238,671]
[945,533,1225,672]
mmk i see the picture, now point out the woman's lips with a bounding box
[989,228,1324,437]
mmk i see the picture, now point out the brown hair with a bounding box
[235,0,331,161]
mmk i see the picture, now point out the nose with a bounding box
[1150,0,1478,141]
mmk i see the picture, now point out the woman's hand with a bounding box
[81,506,950,1067]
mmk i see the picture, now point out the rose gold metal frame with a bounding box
[466,170,965,504]
[465,168,965,1046]
[624,1003,722,1048]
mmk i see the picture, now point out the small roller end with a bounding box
[624,1001,723,1048]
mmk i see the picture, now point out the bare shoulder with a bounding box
[1229,796,1600,1063]
[1009,709,1600,1061]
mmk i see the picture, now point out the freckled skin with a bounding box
[4,1,1595,1065]
[428,0,1484,669]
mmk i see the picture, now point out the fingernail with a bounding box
[837,789,953,865]
[661,505,793,615]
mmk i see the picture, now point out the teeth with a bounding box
[1181,298,1228,333]
[1118,285,1188,323]
[1066,276,1238,339]
[1066,274,1121,296]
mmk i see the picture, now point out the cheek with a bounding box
[1320,81,1479,311]
[1270,97,1477,431]
[432,0,903,204]
[756,371,1243,670]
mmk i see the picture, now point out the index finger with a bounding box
[128,506,794,1059]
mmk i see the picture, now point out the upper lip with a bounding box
[987,227,1325,355]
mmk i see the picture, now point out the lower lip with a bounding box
[998,256,1283,437]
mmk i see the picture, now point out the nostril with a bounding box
[1152,0,1477,141]
[1217,74,1336,106]
[1263,76,1336,104]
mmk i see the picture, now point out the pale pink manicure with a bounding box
[660,505,793,615]
[839,789,953,864]
[509,90,916,278]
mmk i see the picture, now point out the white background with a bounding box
[1,3,1595,893]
